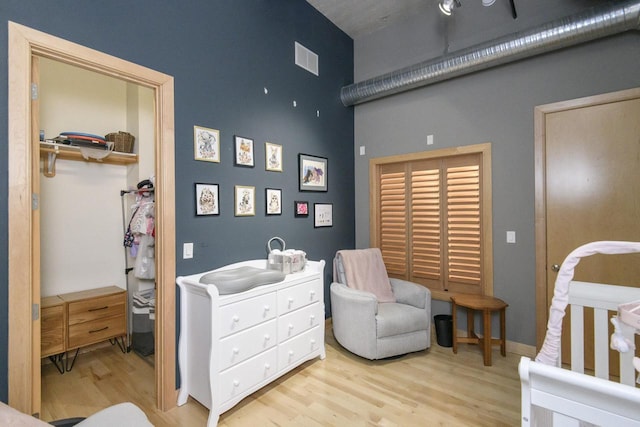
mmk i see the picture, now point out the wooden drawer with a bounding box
[277,279,322,315]
[41,296,65,357]
[67,292,126,326]
[68,314,126,349]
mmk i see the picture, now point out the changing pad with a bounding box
[199,266,286,295]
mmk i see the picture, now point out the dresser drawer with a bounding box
[219,347,277,404]
[278,326,323,371]
[278,302,323,343]
[219,319,277,371]
[67,292,125,326]
[277,279,322,315]
[41,298,66,357]
[219,292,277,338]
[68,314,126,349]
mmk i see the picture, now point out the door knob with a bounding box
[551,264,560,272]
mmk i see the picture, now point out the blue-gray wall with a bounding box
[0,0,354,402]
[353,0,640,347]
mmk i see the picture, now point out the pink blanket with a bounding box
[335,248,396,303]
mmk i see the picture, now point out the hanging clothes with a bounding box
[124,189,156,280]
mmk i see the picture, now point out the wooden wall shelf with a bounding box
[40,141,138,177]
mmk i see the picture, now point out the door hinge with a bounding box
[32,193,39,210]
[31,83,38,100]
[32,303,39,321]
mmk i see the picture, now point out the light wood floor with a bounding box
[42,324,522,426]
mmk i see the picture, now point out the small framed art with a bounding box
[265,142,283,172]
[235,185,255,216]
[194,126,220,162]
[265,188,282,215]
[234,135,254,167]
[314,203,333,227]
[299,154,327,191]
[295,201,309,217]
[195,183,219,216]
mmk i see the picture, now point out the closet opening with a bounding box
[8,21,176,417]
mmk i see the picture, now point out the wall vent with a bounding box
[295,42,319,76]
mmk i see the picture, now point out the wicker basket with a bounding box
[105,131,135,153]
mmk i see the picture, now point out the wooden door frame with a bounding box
[534,86,640,349]
[8,21,177,414]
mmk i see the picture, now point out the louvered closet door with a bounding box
[444,154,482,294]
[378,163,408,277]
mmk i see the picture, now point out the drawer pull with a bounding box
[288,297,294,306]
[89,326,109,334]
[233,380,240,387]
[264,305,270,312]
[232,347,239,354]
[288,324,294,330]
[264,334,271,341]
[232,315,240,322]
[265,363,271,370]
[310,290,316,298]
[88,306,109,312]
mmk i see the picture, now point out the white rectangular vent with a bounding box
[295,42,319,76]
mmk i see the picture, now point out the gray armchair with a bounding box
[330,248,431,360]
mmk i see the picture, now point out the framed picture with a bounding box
[265,188,282,215]
[265,142,283,172]
[295,200,309,217]
[195,183,219,216]
[234,135,254,167]
[194,125,220,162]
[234,185,255,216]
[299,154,327,191]
[314,203,333,227]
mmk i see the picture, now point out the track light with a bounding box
[439,0,461,16]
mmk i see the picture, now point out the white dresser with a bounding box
[176,259,326,426]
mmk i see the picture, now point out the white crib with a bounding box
[520,242,640,426]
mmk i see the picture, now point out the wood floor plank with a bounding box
[41,323,521,426]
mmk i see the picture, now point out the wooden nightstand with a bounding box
[43,286,127,373]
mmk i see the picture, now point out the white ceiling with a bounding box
[306,0,433,39]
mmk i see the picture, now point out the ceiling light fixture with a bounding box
[439,0,461,16]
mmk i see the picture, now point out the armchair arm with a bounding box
[330,282,379,358]
[389,278,431,310]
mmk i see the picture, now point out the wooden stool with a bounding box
[451,294,508,366]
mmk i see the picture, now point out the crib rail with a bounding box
[568,281,640,385]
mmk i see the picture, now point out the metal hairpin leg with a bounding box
[48,353,65,375]
[110,335,127,353]
[65,348,80,372]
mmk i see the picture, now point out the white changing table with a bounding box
[176,259,326,426]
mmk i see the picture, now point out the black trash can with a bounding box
[434,314,453,347]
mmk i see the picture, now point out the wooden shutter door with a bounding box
[444,154,482,294]
[378,163,408,277]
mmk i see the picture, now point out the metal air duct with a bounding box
[340,0,640,106]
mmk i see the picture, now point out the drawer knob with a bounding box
[233,380,240,387]
[232,347,239,354]
[232,315,240,322]
[310,290,316,298]
[264,334,271,341]
[310,314,315,321]
[288,324,294,330]
[289,350,294,357]
[288,297,294,306]
[264,363,271,370]
[264,305,270,312]
[311,339,316,346]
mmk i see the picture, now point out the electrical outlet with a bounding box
[506,231,516,244]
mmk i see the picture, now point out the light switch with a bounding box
[359,146,366,156]
[183,242,194,259]
[506,231,516,244]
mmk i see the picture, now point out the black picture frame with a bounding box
[195,183,219,216]
[294,200,309,217]
[234,135,254,167]
[265,188,282,215]
[299,153,328,192]
[314,203,333,227]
